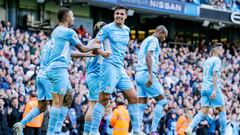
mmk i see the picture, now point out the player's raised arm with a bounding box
[71,50,96,57]
[75,40,100,53]
[88,23,111,58]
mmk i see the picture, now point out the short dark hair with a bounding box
[57,7,71,22]
[114,5,128,14]
[29,91,37,98]
[11,97,17,103]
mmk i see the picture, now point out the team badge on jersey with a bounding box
[60,88,66,93]
[106,86,110,91]
[98,30,103,36]
[73,34,78,40]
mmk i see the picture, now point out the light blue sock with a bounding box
[219,111,227,135]
[138,104,148,124]
[54,106,69,133]
[21,107,40,125]
[47,106,60,135]
[189,112,205,130]
[151,100,166,132]
[90,103,105,133]
[128,104,140,133]
[83,121,91,133]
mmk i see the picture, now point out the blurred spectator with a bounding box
[196,119,208,135]
[61,116,71,135]
[102,105,113,135]
[205,108,217,135]
[110,100,130,135]
[0,98,10,135]
[22,91,44,135]
[142,106,153,134]
[76,25,86,38]
[72,92,88,120]
[176,108,193,135]
[77,104,88,134]
[8,97,24,134]
[68,107,79,134]
[166,110,177,135]
[4,21,12,33]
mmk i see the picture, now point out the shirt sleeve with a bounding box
[96,26,108,43]
[103,38,111,51]
[213,58,221,72]
[70,30,81,46]
[147,39,157,52]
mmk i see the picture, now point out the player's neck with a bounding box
[59,22,69,28]
[212,53,219,58]
[152,33,158,38]
[114,22,124,28]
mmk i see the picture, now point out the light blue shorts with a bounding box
[99,62,134,93]
[46,68,72,95]
[36,75,52,100]
[136,71,164,98]
[85,73,100,101]
[200,90,225,108]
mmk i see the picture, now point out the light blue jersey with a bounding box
[202,56,221,91]
[200,56,224,107]
[48,26,81,69]
[96,22,130,68]
[86,39,110,75]
[96,22,133,93]
[86,55,101,75]
[137,36,160,73]
[86,40,102,75]
[85,39,110,101]
[37,40,53,78]
[46,26,80,95]
[36,39,53,100]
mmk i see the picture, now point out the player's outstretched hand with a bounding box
[146,75,153,87]
[210,91,217,99]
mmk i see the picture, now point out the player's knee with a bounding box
[52,93,63,106]
[99,93,111,106]
[155,94,165,101]
[128,95,138,104]
[52,98,62,107]
[216,107,225,112]
[138,97,147,104]
[85,108,93,121]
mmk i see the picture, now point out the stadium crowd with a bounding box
[178,0,240,11]
[0,20,240,135]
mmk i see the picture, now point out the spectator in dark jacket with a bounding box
[142,107,153,134]
[206,109,217,135]
[0,98,10,135]
[8,97,24,129]
[73,93,88,118]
